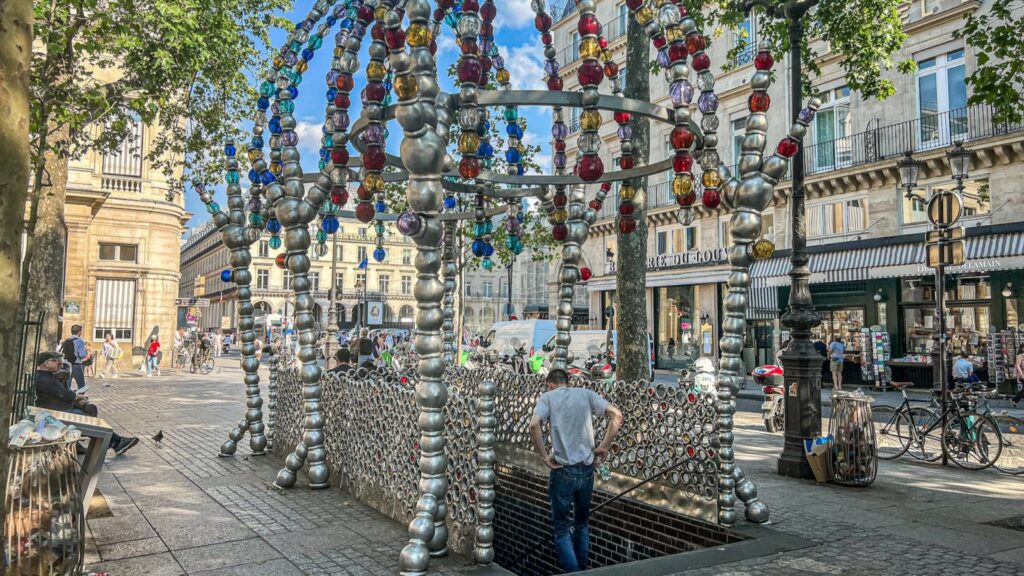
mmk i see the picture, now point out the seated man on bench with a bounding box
[35,351,139,456]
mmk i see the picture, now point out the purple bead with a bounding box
[332,4,345,17]
[353,22,366,37]
[680,80,694,104]
[617,125,633,140]
[481,39,494,53]
[300,19,314,32]
[270,102,281,115]
[281,130,298,146]
[247,198,262,211]
[335,30,348,44]
[554,152,567,169]
[552,122,568,140]
[332,111,350,130]
[493,55,504,68]
[799,107,816,123]
[657,49,671,69]
[397,210,422,236]
[506,218,520,234]
[327,70,340,86]
[363,124,384,144]
[284,51,298,66]
[544,60,560,76]
[698,92,719,113]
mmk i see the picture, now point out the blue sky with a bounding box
[184,0,551,231]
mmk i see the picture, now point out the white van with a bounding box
[484,320,558,360]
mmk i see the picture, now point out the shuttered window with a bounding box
[102,119,144,177]
[93,278,136,341]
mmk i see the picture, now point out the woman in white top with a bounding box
[100,332,119,378]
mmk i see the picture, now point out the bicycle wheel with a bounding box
[872,405,911,460]
[942,412,1003,471]
[993,414,1024,475]
[905,407,943,462]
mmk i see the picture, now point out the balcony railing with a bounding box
[803,103,1024,176]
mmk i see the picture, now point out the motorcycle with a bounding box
[500,345,531,375]
[753,364,785,433]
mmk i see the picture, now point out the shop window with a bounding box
[812,86,852,171]
[901,177,990,226]
[811,308,866,356]
[98,243,137,262]
[656,286,699,371]
[658,226,697,255]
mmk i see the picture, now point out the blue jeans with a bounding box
[548,464,594,573]
[70,364,85,391]
[146,356,159,375]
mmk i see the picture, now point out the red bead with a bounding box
[614,111,631,123]
[619,156,635,169]
[462,0,478,11]
[364,83,385,102]
[589,199,603,210]
[459,158,480,178]
[555,140,566,152]
[355,202,376,223]
[534,13,552,32]
[676,191,696,207]
[385,28,406,49]
[685,34,705,54]
[618,218,636,234]
[673,151,693,172]
[275,253,287,268]
[370,23,384,41]
[652,35,667,50]
[429,39,437,55]
[480,22,493,37]
[553,193,567,207]
[552,223,568,241]
[334,92,350,108]
[577,155,604,182]
[460,39,478,54]
[600,182,612,191]
[357,5,374,22]
[578,14,599,36]
[691,52,710,71]
[356,185,373,201]
[754,51,774,70]
[363,146,386,170]
[776,137,799,158]
[480,2,496,20]
[671,126,695,149]
[336,73,354,92]
[702,189,721,209]
[603,61,619,79]
[433,8,445,21]
[458,58,482,83]
[626,0,643,8]
[580,267,592,281]
[749,92,771,113]
[668,41,687,63]
[599,37,608,49]
[577,59,604,86]
[330,188,348,205]
[547,76,564,91]
[542,32,552,45]
[619,202,635,216]
[330,147,349,165]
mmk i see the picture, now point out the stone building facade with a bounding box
[552,0,1024,376]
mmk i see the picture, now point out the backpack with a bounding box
[61,338,78,364]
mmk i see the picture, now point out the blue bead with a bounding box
[319,148,329,162]
[507,124,523,139]
[224,143,236,157]
[483,243,495,257]
[221,269,233,282]
[248,169,258,183]
[477,142,493,157]
[505,149,521,163]
[268,235,282,250]
[322,215,339,234]
[518,165,525,175]
[373,247,387,262]
[257,97,269,110]
[326,15,337,25]
[375,201,386,212]
[444,196,457,209]
[266,218,282,234]
[471,239,486,257]
[268,117,282,134]
[250,136,263,149]
[341,18,352,29]
[326,87,337,101]
[302,48,315,61]
[288,86,298,99]
[260,171,277,185]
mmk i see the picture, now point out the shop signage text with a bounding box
[869,255,1024,279]
[606,248,727,274]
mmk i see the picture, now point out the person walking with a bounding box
[100,333,120,379]
[145,336,161,377]
[357,328,374,366]
[529,369,624,573]
[213,331,223,359]
[828,337,845,390]
[60,325,91,391]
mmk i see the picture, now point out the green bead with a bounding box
[324,134,334,148]
[383,95,392,106]
[483,159,493,169]
[269,235,282,249]
[318,159,327,171]
[260,81,275,97]
[503,107,518,122]
[484,220,493,234]
[206,202,220,214]
[307,35,323,50]
[482,258,493,271]
[316,230,328,242]
[375,222,385,234]
[279,100,295,114]
[323,201,336,214]
[225,171,240,184]
[289,41,301,53]
[249,213,264,226]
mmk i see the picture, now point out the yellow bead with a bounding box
[702,169,722,188]
[673,174,694,196]
[363,173,384,192]
[581,109,602,130]
[496,69,510,84]
[394,74,417,100]
[270,163,282,175]
[636,6,655,25]
[580,38,601,59]
[367,61,386,81]
[666,28,683,42]
[601,49,612,61]
[247,149,263,162]
[751,239,776,260]
[620,184,636,201]
[295,60,308,74]
[273,55,284,69]
[375,5,388,21]
[407,24,432,47]
[552,209,568,223]
[334,46,346,58]
[459,133,480,154]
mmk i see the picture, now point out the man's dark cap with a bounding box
[36,351,63,366]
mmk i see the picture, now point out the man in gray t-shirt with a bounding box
[530,369,623,573]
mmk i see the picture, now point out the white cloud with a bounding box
[522,131,551,175]
[499,42,547,91]
[436,34,458,56]
[495,0,538,29]
[294,120,325,169]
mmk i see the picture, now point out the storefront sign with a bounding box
[764,272,827,287]
[606,248,727,274]
[869,255,1024,278]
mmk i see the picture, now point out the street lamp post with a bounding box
[743,0,823,479]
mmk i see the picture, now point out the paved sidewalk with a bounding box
[82,360,1024,576]
[81,360,480,575]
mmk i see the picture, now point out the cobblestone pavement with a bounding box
[82,358,1024,575]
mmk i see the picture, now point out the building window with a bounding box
[379,274,390,293]
[732,118,746,169]
[359,227,367,238]
[93,278,136,342]
[258,240,269,258]
[402,249,412,265]
[901,177,990,226]
[808,197,868,238]
[569,107,581,133]
[310,272,320,292]
[657,227,697,255]
[916,48,967,147]
[283,270,292,288]
[812,85,852,171]
[101,117,143,178]
[466,282,473,296]
[399,304,415,323]
[571,32,580,61]
[719,217,731,248]
[733,14,756,65]
[617,65,627,87]
[761,211,775,241]
[356,272,366,288]
[615,3,627,38]
[483,281,493,298]
[402,275,412,294]
[335,272,344,293]
[257,269,269,290]
[335,245,343,261]
[98,243,137,262]
[357,246,368,262]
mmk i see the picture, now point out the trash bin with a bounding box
[4,439,85,575]
[828,390,877,486]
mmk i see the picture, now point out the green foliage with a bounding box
[30,0,291,193]
[955,0,1024,124]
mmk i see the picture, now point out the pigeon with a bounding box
[152,430,164,446]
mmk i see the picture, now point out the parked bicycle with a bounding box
[872,383,1003,471]
[190,343,214,375]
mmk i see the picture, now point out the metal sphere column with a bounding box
[388,2,450,573]
[267,339,280,444]
[473,377,496,565]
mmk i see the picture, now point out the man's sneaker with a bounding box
[114,437,139,456]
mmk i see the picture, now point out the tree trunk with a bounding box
[24,126,70,351]
[616,17,650,382]
[0,0,34,531]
